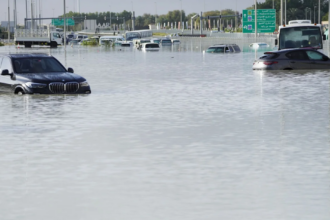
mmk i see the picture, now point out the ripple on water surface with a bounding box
[0,45,329,220]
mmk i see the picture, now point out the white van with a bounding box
[140,43,160,51]
[133,39,151,48]
[99,36,125,46]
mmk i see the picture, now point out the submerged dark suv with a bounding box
[0,53,91,94]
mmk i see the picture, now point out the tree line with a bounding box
[250,0,330,24]
[60,9,240,31]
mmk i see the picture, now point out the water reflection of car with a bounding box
[0,54,91,94]
[206,44,241,53]
[69,39,80,46]
[253,48,330,70]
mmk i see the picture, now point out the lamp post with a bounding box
[284,0,286,25]
[280,0,283,25]
[14,0,17,29]
[26,0,28,28]
[328,0,330,55]
[314,6,316,23]
[305,7,310,20]
[318,0,320,24]
[8,0,10,42]
[180,0,182,30]
[64,0,66,49]
[109,7,111,30]
[255,0,257,40]
[155,2,157,27]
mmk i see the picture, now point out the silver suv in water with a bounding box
[253,48,330,70]
[206,44,241,53]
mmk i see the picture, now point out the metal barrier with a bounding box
[172,36,276,53]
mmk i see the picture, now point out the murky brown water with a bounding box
[0,43,329,220]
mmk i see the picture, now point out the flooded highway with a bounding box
[0,42,329,220]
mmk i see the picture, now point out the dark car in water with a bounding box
[253,48,330,70]
[206,44,241,53]
[0,53,91,94]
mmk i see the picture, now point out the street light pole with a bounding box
[109,7,111,30]
[328,0,330,55]
[255,0,257,40]
[155,2,157,27]
[280,0,283,25]
[314,6,316,23]
[14,0,17,29]
[180,0,182,30]
[8,0,10,42]
[318,0,320,24]
[284,0,286,25]
[64,0,66,49]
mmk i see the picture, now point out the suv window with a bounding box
[233,45,241,52]
[306,50,325,61]
[12,57,66,73]
[286,51,308,60]
[215,47,225,52]
[259,53,279,60]
[0,57,13,73]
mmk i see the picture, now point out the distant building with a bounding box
[84,20,97,30]
[1,21,15,33]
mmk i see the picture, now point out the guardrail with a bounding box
[175,36,276,53]
[151,29,277,38]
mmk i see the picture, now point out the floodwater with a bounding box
[0,42,329,220]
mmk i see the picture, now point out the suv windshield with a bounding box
[279,26,322,50]
[12,57,67,73]
[146,44,159,48]
[207,47,225,53]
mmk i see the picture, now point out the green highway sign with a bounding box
[52,18,75,26]
[242,9,276,33]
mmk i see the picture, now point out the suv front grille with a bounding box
[49,82,79,94]
[65,82,79,93]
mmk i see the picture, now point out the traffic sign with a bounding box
[242,9,276,33]
[52,18,75,26]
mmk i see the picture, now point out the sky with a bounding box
[1,0,266,24]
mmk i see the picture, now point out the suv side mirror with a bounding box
[323,56,329,61]
[1,69,11,76]
[67,67,74,73]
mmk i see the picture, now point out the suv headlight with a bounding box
[80,81,89,87]
[25,82,47,89]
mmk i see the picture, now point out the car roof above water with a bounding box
[0,53,52,58]
[212,44,239,47]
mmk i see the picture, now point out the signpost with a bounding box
[242,9,276,33]
[52,18,75,26]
